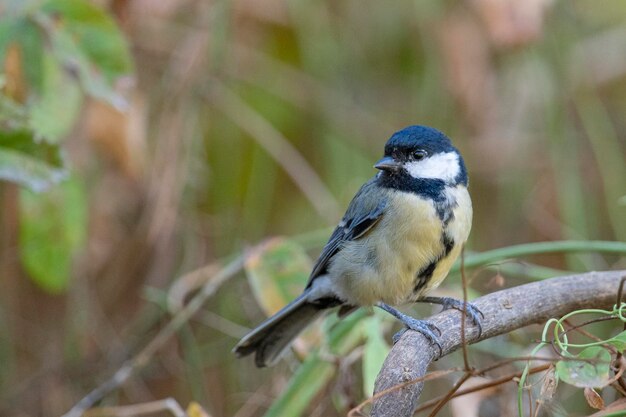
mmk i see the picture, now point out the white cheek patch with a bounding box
[405,152,460,182]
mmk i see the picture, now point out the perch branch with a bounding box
[371,270,626,417]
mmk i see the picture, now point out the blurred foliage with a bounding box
[0,0,131,292]
[244,237,311,315]
[0,0,131,191]
[19,175,87,292]
[0,0,626,416]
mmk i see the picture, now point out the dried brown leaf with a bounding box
[584,388,604,411]
[487,272,506,289]
[539,366,557,401]
[589,398,626,416]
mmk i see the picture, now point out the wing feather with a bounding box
[306,179,387,288]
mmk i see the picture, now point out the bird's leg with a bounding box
[376,302,442,356]
[417,296,484,336]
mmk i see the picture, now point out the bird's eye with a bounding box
[412,150,427,160]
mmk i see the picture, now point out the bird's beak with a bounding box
[374,156,401,172]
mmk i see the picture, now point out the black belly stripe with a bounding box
[413,233,455,293]
[417,261,437,281]
[443,233,454,256]
[413,273,430,293]
[413,262,437,292]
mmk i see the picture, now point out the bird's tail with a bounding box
[233,293,326,367]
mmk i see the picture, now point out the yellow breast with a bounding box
[329,186,472,306]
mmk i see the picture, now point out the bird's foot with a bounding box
[392,319,442,354]
[376,303,443,357]
[419,296,484,337]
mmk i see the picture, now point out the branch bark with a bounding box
[372,270,626,417]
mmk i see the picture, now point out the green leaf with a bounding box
[455,241,626,274]
[244,238,311,316]
[29,50,82,143]
[555,346,612,388]
[34,10,126,109]
[0,92,30,130]
[41,0,133,82]
[362,315,390,396]
[263,310,368,417]
[0,130,68,192]
[606,330,626,352]
[19,176,87,293]
[263,352,335,417]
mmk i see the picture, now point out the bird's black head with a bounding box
[384,125,455,157]
[374,126,468,194]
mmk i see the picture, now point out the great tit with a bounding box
[234,125,479,367]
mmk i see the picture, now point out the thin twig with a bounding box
[459,247,471,371]
[347,369,462,417]
[562,318,613,346]
[616,276,626,393]
[371,270,626,417]
[82,398,187,417]
[62,257,244,417]
[414,364,553,414]
[427,373,472,417]
[612,357,626,397]
[560,316,619,340]
[527,385,533,417]
[477,356,557,375]
[351,356,558,415]
[422,248,473,417]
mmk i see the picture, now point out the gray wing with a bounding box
[305,178,387,288]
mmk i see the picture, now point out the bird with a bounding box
[234,125,480,367]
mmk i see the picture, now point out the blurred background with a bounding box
[1,0,626,416]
